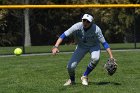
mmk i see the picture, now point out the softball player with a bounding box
[52,14,114,86]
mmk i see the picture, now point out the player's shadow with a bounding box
[90,81,121,86]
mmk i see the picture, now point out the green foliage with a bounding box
[0,0,140,46]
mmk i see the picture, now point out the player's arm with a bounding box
[106,48,113,58]
[52,23,79,55]
[99,37,113,58]
[95,26,113,58]
[52,33,66,55]
[102,41,113,58]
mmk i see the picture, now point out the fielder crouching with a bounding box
[52,13,115,86]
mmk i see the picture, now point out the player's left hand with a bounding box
[104,58,117,76]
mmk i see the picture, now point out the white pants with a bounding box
[67,45,101,77]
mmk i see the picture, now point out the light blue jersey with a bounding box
[64,22,106,48]
[57,14,113,85]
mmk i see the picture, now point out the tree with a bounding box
[0,0,24,46]
[24,0,31,46]
[0,0,140,46]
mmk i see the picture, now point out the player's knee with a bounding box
[91,57,99,62]
[67,62,77,71]
[90,57,99,67]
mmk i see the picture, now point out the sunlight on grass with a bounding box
[0,51,139,93]
[0,43,140,55]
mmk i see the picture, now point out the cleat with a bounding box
[63,79,75,86]
[81,76,88,85]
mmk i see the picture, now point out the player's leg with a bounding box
[81,45,100,85]
[84,47,100,76]
[64,46,88,86]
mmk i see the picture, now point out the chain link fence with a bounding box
[0,8,140,55]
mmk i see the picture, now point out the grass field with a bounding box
[0,50,140,93]
[0,43,140,55]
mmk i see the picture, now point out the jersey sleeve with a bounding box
[95,26,110,49]
[95,26,106,43]
[64,22,80,37]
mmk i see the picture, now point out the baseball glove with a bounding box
[104,58,117,76]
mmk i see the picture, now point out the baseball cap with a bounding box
[82,14,93,22]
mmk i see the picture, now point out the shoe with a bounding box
[81,76,88,85]
[63,79,75,86]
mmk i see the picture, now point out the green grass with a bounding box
[0,51,139,93]
[0,43,140,55]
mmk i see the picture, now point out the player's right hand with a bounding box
[52,47,59,55]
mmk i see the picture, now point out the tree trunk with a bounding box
[24,0,31,46]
